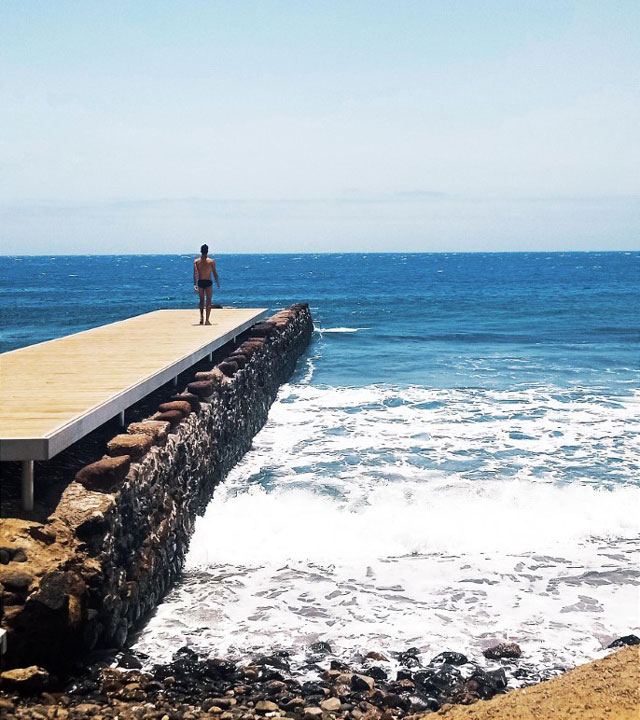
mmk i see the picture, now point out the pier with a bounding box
[0,308,267,509]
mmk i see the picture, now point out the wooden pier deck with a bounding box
[0,308,267,507]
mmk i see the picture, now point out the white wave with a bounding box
[315,326,368,333]
[134,383,640,673]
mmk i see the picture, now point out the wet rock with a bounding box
[250,322,276,338]
[118,651,144,669]
[365,652,389,662]
[0,665,50,693]
[471,667,508,699]
[367,667,387,681]
[107,433,153,462]
[483,643,522,660]
[351,674,375,692]
[75,455,131,492]
[310,641,333,655]
[187,380,214,397]
[256,654,290,672]
[431,651,468,666]
[303,706,323,719]
[158,400,192,417]
[396,649,421,668]
[127,420,171,444]
[608,634,640,648]
[228,354,247,369]
[0,547,11,564]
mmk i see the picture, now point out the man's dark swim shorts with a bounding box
[198,279,213,288]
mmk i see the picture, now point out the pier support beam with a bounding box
[21,460,34,512]
[208,352,213,362]
[172,376,178,387]
[118,410,125,427]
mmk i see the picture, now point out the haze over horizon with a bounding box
[1,1,639,254]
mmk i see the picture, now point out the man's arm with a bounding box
[211,259,220,288]
[193,260,199,289]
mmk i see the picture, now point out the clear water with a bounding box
[2,252,639,675]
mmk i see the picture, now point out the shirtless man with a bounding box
[193,244,220,325]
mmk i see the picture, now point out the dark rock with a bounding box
[431,651,468,666]
[309,641,332,655]
[471,667,507,699]
[0,547,11,564]
[187,380,214,397]
[365,651,389,662]
[608,634,640,648]
[483,642,522,660]
[118,651,143,669]
[11,548,27,563]
[250,322,276,337]
[30,571,84,611]
[302,681,326,697]
[397,648,421,667]
[351,674,375,691]
[75,455,131,492]
[255,653,290,671]
[106,433,153,462]
[367,666,387,681]
[218,360,239,377]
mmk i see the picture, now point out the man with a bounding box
[193,244,220,325]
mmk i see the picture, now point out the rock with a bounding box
[483,642,522,660]
[127,421,171,444]
[0,666,49,693]
[158,400,192,417]
[365,652,389,662]
[118,651,143,669]
[367,667,387,681]
[303,707,323,718]
[397,648,421,667]
[187,380,214,397]
[155,410,184,427]
[11,548,27,562]
[171,393,201,413]
[75,455,131,491]
[608,634,640,648]
[0,547,11,564]
[30,570,85,611]
[203,698,236,710]
[320,698,341,712]
[0,698,15,712]
[472,667,507,698]
[218,360,239,377]
[107,433,153,462]
[250,322,276,337]
[310,641,333,655]
[27,526,56,545]
[351,674,375,692]
[431,651,468,666]
[228,354,247,369]
[0,568,33,591]
[254,700,279,713]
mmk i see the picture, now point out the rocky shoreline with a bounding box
[1,636,638,720]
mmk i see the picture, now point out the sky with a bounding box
[1,1,639,254]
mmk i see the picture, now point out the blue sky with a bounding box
[1,1,638,253]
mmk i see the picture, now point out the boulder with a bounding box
[351,674,375,691]
[228,354,246,369]
[483,642,522,660]
[106,434,153,462]
[26,526,56,545]
[0,666,49,694]
[157,400,192,417]
[0,568,33,592]
[218,360,238,377]
[608,634,640,648]
[187,380,214,398]
[155,410,183,428]
[75,455,131,492]
[320,697,341,712]
[127,421,170,444]
[431,651,468,666]
[250,321,276,337]
[171,393,201,413]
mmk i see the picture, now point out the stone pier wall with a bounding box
[0,304,313,671]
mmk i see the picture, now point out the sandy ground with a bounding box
[421,645,640,720]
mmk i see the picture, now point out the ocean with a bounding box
[1,252,639,678]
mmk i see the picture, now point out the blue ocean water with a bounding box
[2,252,639,674]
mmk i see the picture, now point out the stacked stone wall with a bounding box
[0,304,313,670]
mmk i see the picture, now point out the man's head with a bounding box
[200,244,209,256]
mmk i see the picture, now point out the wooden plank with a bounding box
[0,308,267,461]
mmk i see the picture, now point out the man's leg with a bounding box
[198,288,205,324]
[205,286,213,325]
